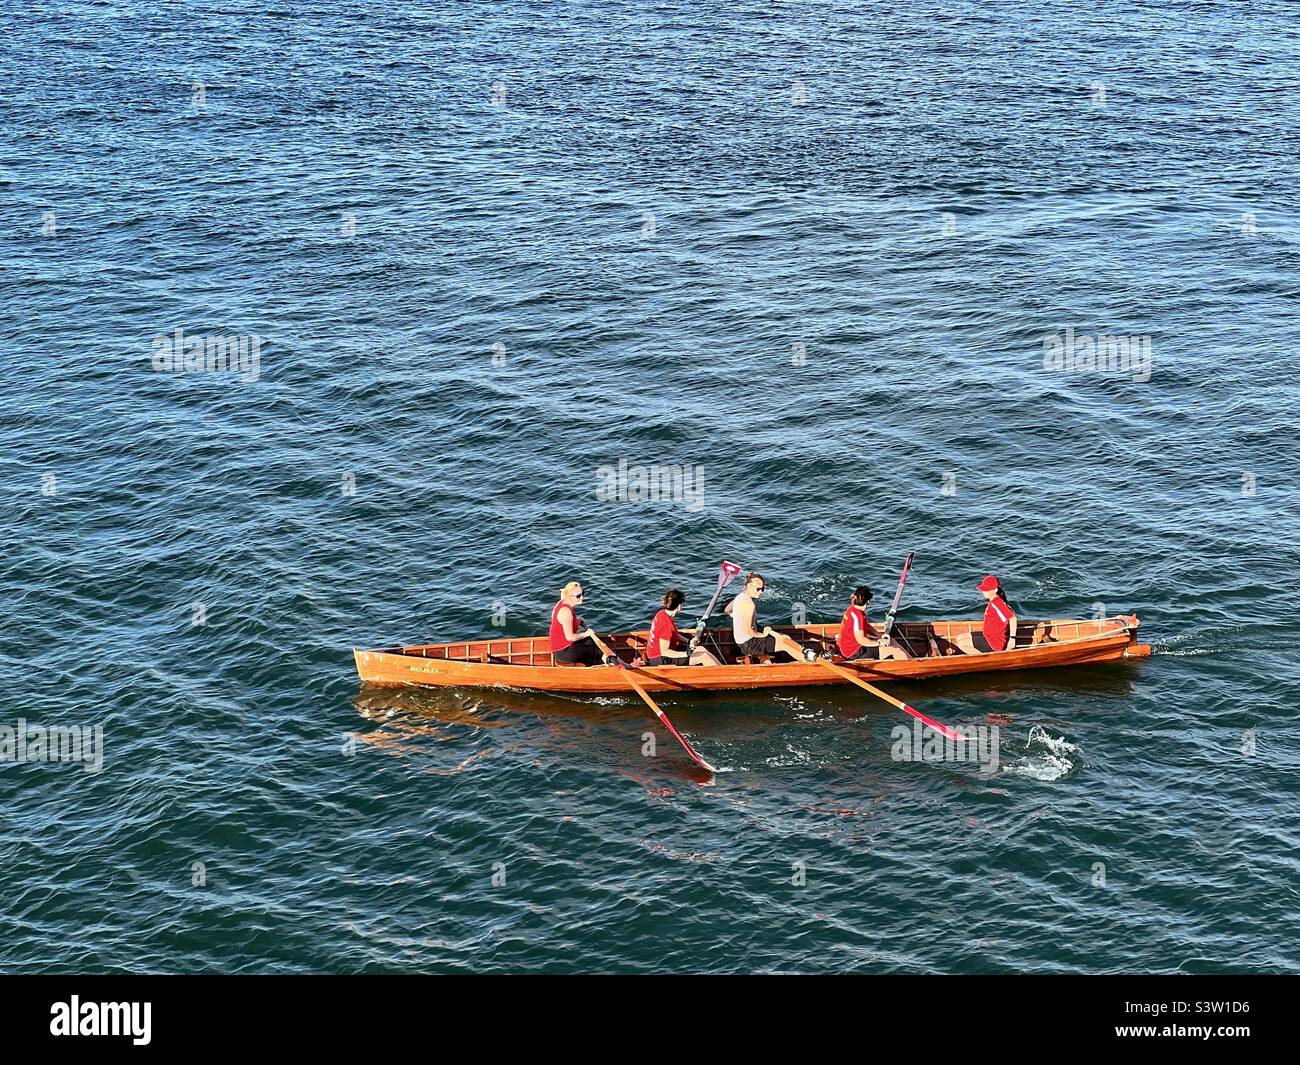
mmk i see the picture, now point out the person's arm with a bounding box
[650,620,689,660]
[561,607,594,642]
[855,614,878,649]
[1005,615,1018,650]
[862,610,894,645]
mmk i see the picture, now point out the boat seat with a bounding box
[739,654,774,665]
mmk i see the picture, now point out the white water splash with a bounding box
[1003,725,1079,781]
[1028,724,1078,756]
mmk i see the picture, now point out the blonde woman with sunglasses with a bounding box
[548,580,604,665]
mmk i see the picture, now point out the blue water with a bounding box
[3,0,1298,973]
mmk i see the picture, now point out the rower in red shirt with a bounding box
[836,585,911,661]
[955,575,1018,654]
[549,580,604,665]
[644,589,721,667]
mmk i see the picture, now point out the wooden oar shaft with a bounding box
[816,659,962,742]
[590,633,717,773]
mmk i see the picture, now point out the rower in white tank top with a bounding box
[725,572,819,663]
[729,590,759,643]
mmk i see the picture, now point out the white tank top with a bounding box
[731,591,756,643]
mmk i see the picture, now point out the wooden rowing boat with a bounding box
[354,614,1152,694]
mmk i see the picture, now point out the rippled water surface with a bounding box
[3,0,1299,973]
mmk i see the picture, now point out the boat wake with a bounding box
[1153,625,1244,657]
[1002,725,1080,781]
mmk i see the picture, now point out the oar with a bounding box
[880,551,914,642]
[689,560,744,658]
[589,633,717,773]
[877,549,927,667]
[815,658,964,742]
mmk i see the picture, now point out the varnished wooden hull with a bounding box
[354,615,1152,694]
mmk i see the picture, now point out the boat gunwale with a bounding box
[365,615,1139,661]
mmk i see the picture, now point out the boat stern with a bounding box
[1122,614,1153,658]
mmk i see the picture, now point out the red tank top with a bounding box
[838,604,868,658]
[647,609,683,658]
[549,602,580,652]
[982,596,1013,651]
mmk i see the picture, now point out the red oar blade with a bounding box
[816,658,962,743]
[654,709,718,773]
[622,670,716,774]
[591,631,715,774]
[898,702,964,743]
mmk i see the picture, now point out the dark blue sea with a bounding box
[3,0,1298,973]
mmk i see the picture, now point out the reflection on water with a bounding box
[352,683,718,785]
[348,659,1141,786]
[353,659,1141,733]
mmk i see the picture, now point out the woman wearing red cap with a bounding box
[955,575,1018,654]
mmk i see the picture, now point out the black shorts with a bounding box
[645,655,691,667]
[553,640,603,666]
[739,635,777,658]
[845,644,880,661]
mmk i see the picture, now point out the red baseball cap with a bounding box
[977,575,1000,592]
